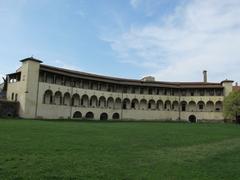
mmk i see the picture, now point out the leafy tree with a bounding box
[224,91,240,121]
[2,77,7,91]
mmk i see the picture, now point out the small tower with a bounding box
[17,57,42,118]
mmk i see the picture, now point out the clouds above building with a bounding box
[0,0,239,83]
[104,0,240,82]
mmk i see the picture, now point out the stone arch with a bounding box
[140,99,147,110]
[100,113,108,120]
[81,94,89,107]
[206,101,214,112]
[43,90,53,104]
[164,100,171,111]
[107,97,114,109]
[131,98,139,109]
[63,92,71,106]
[54,91,62,105]
[189,115,197,123]
[99,96,107,108]
[180,101,187,112]
[90,95,98,108]
[215,101,223,112]
[172,101,179,111]
[197,101,205,111]
[73,111,82,119]
[112,113,120,120]
[85,111,94,119]
[156,100,163,110]
[148,99,156,110]
[115,98,122,109]
[72,93,80,106]
[189,101,197,112]
[123,98,130,110]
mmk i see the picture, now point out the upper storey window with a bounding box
[190,91,194,96]
[181,90,186,96]
[140,88,144,94]
[216,90,223,96]
[199,90,204,96]
[123,87,127,93]
[131,87,136,94]
[209,89,214,96]
[8,72,21,83]
[148,88,153,95]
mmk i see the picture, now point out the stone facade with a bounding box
[6,57,234,122]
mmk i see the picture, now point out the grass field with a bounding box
[0,119,240,179]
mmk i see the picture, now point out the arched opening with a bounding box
[131,98,139,109]
[180,101,187,112]
[99,96,107,108]
[189,101,197,112]
[164,100,171,111]
[43,90,53,104]
[172,101,179,111]
[123,98,130,110]
[206,101,214,112]
[73,111,82,119]
[112,113,120,120]
[115,98,122,109]
[148,99,156,110]
[215,101,223,112]
[54,91,62,105]
[107,97,114,109]
[85,112,94,119]
[140,99,147,110]
[81,95,89,107]
[100,113,108,120]
[156,100,163,110]
[189,115,197,123]
[90,95,98,108]
[63,92,71,106]
[72,93,80,106]
[197,101,205,112]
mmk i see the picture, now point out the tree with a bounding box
[2,77,7,92]
[223,91,240,122]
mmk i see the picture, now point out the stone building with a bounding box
[6,57,234,122]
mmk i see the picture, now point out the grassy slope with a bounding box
[0,119,240,179]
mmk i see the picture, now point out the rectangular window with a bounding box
[149,88,153,95]
[131,87,136,94]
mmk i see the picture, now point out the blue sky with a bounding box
[0,0,240,83]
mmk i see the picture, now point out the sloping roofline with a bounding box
[39,64,224,89]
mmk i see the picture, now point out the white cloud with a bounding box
[106,0,240,82]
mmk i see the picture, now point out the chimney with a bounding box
[236,82,238,86]
[203,70,207,83]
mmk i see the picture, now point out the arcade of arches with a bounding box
[43,89,223,120]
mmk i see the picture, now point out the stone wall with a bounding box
[0,100,19,118]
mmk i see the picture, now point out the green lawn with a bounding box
[0,119,240,179]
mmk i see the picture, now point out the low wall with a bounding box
[0,100,19,118]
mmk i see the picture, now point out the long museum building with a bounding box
[6,57,234,122]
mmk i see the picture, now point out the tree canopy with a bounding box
[224,91,240,120]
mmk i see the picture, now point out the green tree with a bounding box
[224,91,240,121]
